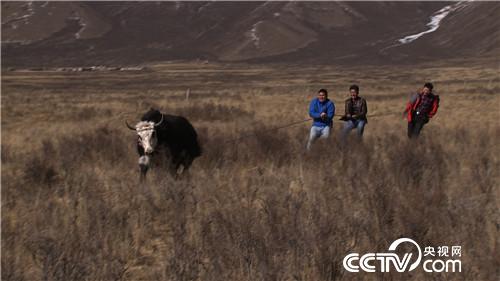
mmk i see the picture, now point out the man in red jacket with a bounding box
[404,82,440,138]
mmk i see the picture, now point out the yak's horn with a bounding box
[154,114,164,127]
[125,120,136,130]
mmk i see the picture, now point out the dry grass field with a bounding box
[1,61,499,281]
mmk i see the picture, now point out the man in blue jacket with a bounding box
[307,88,335,150]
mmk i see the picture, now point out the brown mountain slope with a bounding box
[2,1,498,67]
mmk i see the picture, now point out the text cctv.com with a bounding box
[343,238,462,273]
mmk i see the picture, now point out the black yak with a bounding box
[126,108,201,180]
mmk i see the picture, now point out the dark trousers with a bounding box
[407,114,428,138]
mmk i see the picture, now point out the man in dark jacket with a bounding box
[341,85,368,140]
[404,82,440,138]
[306,88,335,150]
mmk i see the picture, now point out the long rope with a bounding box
[224,110,403,143]
[224,111,403,143]
[116,105,401,144]
[225,118,312,143]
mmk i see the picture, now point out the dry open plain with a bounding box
[1,61,499,280]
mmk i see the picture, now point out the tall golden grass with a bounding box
[2,62,499,280]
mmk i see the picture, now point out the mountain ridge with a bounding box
[2,1,499,67]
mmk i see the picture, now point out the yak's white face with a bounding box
[136,121,158,154]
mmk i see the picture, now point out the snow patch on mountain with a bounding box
[71,15,87,40]
[175,2,182,11]
[248,21,263,48]
[197,2,212,13]
[3,1,35,25]
[398,1,470,44]
[75,21,86,39]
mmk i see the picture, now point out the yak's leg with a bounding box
[174,150,193,176]
[168,162,182,179]
[138,155,150,181]
[168,152,185,179]
[181,154,194,173]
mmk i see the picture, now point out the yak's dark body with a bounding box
[137,109,201,178]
